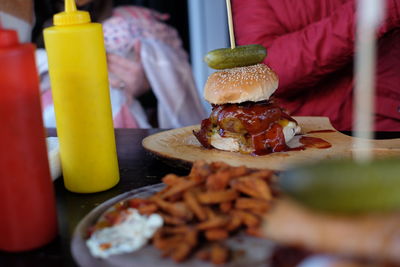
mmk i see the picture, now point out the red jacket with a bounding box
[233,0,400,131]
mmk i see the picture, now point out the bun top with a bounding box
[204,64,279,104]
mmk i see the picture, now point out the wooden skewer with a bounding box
[353,26,375,162]
[353,0,385,162]
[226,0,236,49]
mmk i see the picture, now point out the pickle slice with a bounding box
[204,44,267,69]
[279,158,400,214]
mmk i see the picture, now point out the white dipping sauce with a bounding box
[87,208,163,258]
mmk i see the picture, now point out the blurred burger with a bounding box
[264,159,400,266]
[194,64,300,155]
[264,198,400,266]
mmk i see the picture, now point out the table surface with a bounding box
[0,129,189,267]
[1,129,399,267]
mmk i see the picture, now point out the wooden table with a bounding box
[1,129,399,267]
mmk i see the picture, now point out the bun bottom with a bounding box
[210,134,249,153]
[264,199,400,264]
[282,121,301,143]
[210,122,301,153]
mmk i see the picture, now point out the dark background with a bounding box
[32,0,190,53]
[32,0,191,127]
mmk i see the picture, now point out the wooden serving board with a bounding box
[142,117,400,171]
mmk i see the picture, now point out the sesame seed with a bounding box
[213,64,272,87]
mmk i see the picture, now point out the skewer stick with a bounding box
[353,0,385,162]
[226,0,236,49]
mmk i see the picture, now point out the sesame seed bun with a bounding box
[204,64,279,104]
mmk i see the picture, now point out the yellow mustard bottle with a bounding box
[43,0,119,193]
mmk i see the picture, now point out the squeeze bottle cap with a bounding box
[53,0,91,26]
[0,29,19,48]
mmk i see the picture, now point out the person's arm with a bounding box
[107,40,150,103]
[233,0,400,97]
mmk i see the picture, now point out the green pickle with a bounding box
[279,158,400,214]
[204,44,267,69]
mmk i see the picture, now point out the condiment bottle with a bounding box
[43,0,120,193]
[0,29,58,251]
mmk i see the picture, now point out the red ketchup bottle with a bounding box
[0,29,58,251]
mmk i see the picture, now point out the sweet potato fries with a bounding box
[91,161,275,264]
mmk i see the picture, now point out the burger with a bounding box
[265,159,400,266]
[194,64,300,155]
[264,198,400,266]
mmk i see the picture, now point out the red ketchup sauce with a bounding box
[193,119,213,149]
[299,136,332,149]
[194,101,297,155]
[288,136,332,151]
